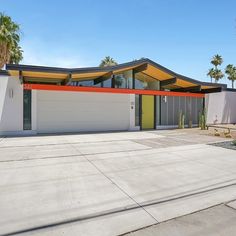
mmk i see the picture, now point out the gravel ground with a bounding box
[209,141,236,151]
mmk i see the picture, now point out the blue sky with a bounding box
[1,0,236,86]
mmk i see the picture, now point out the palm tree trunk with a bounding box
[0,42,9,69]
[232,80,234,89]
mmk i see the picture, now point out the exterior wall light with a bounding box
[163,96,167,103]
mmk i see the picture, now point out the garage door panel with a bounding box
[38,113,129,123]
[36,91,130,133]
[38,102,128,111]
[38,92,129,102]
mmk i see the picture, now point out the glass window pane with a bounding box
[23,90,32,130]
[156,95,160,125]
[135,72,160,90]
[103,78,112,88]
[77,80,94,86]
[135,95,140,126]
[114,70,133,89]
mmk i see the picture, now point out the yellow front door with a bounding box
[142,95,155,129]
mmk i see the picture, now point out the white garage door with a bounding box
[36,90,130,133]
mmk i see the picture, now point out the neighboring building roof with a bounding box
[5,58,227,93]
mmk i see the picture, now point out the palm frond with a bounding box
[0,13,22,68]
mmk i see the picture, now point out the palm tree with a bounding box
[207,54,224,83]
[207,68,215,83]
[225,64,236,89]
[99,56,117,67]
[211,54,223,69]
[0,13,23,68]
[213,69,224,83]
[9,44,23,64]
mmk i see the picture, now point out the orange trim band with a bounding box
[23,84,205,98]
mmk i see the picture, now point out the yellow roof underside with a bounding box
[10,70,68,79]
[175,79,196,88]
[201,85,217,89]
[113,65,141,74]
[72,71,107,79]
[143,65,173,81]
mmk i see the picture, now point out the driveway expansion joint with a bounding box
[70,143,160,224]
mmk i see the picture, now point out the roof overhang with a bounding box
[5,58,227,93]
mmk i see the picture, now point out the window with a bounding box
[135,72,160,90]
[103,77,112,88]
[135,95,140,126]
[68,70,134,89]
[156,96,160,125]
[114,70,133,89]
[23,90,31,130]
[70,80,94,87]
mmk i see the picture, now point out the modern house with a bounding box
[0,58,227,135]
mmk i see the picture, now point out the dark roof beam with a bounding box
[160,77,177,87]
[133,63,148,74]
[64,73,72,85]
[172,85,201,92]
[201,87,222,93]
[94,71,113,85]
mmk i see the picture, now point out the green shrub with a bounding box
[181,114,185,129]
[178,110,185,129]
[199,108,207,130]
[178,110,182,129]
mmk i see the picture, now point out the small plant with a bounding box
[199,108,207,130]
[178,110,185,129]
[232,140,236,146]
[178,110,182,129]
[198,111,202,128]
[214,129,220,136]
[181,114,185,129]
[224,128,232,138]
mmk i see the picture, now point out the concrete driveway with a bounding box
[0,129,236,236]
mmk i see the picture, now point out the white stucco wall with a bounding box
[205,91,236,124]
[0,76,23,135]
[36,90,133,133]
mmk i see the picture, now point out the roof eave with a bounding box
[5,58,227,89]
[0,70,10,76]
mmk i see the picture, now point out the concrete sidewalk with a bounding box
[0,130,235,236]
[125,203,236,236]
